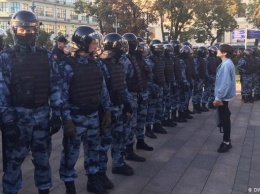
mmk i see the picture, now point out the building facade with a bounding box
[0,0,98,39]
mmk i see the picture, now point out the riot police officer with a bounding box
[192,46,209,113]
[237,48,254,103]
[122,33,154,154]
[51,35,69,62]
[58,25,112,194]
[146,39,167,137]
[98,33,135,177]
[204,46,218,109]
[0,10,62,194]
[0,28,6,51]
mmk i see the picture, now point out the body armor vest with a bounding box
[172,56,182,81]
[127,54,148,92]
[68,57,103,114]
[11,49,50,108]
[162,57,174,83]
[198,57,207,79]
[244,57,254,74]
[151,56,165,85]
[102,57,126,106]
[207,56,218,76]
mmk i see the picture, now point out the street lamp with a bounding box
[115,13,118,33]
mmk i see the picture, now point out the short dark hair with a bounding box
[219,44,233,58]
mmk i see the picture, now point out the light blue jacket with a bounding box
[214,58,236,101]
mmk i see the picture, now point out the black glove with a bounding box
[123,102,133,115]
[49,116,62,136]
[2,122,20,142]
[63,120,76,139]
[137,94,143,104]
[101,111,111,130]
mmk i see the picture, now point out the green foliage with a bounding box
[5,29,14,46]
[193,0,237,45]
[37,29,51,47]
[246,0,260,28]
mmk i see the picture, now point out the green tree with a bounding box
[5,29,14,46]
[37,29,51,47]
[245,0,260,45]
[74,0,158,36]
[193,0,237,45]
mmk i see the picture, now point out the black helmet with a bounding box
[136,42,149,58]
[243,48,252,57]
[180,45,192,59]
[170,40,181,54]
[71,25,100,53]
[10,10,40,46]
[163,44,174,57]
[208,46,218,56]
[182,41,192,49]
[149,39,161,46]
[197,46,208,58]
[122,33,138,53]
[137,37,145,43]
[102,33,128,53]
[162,41,169,45]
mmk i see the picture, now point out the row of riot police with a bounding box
[0,10,223,194]
[237,47,260,103]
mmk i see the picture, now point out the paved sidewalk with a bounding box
[1,84,260,194]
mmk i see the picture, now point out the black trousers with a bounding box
[217,101,231,142]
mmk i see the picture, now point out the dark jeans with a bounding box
[217,101,231,142]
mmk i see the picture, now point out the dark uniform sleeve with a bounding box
[0,52,15,123]
[49,56,63,117]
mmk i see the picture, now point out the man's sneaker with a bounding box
[145,131,157,139]
[112,163,134,176]
[98,172,114,189]
[136,139,153,151]
[217,142,232,153]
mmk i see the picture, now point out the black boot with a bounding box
[184,110,193,119]
[253,94,259,101]
[208,102,216,109]
[193,104,201,114]
[201,103,209,112]
[112,162,134,176]
[244,95,249,103]
[249,95,254,103]
[171,110,184,122]
[87,173,108,194]
[187,108,194,114]
[65,181,76,194]
[153,123,167,134]
[136,139,153,151]
[125,143,146,162]
[178,111,187,122]
[39,189,49,194]
[145,125,157,139]
[242,95,245,101]
[161,118,177,127]
[98,172,114,189]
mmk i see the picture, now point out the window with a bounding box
[0,21,9,31]
[70,24,76,36]
[40,24,44,31]
[10,2,20,13]
[0,2,8,12]
[45,24,54,33]
[35,5,44,16]
[46,7,54,17]
[57,8,66,19]
[81,13,89,22]
[237,3,246,17]
[92,16,98,23]
[58,25,66,35]
[70,10,78,20]
[21,3,28,10]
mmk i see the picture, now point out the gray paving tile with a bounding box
[190,153,217,170]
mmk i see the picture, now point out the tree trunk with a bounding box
[160,13,165,41]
